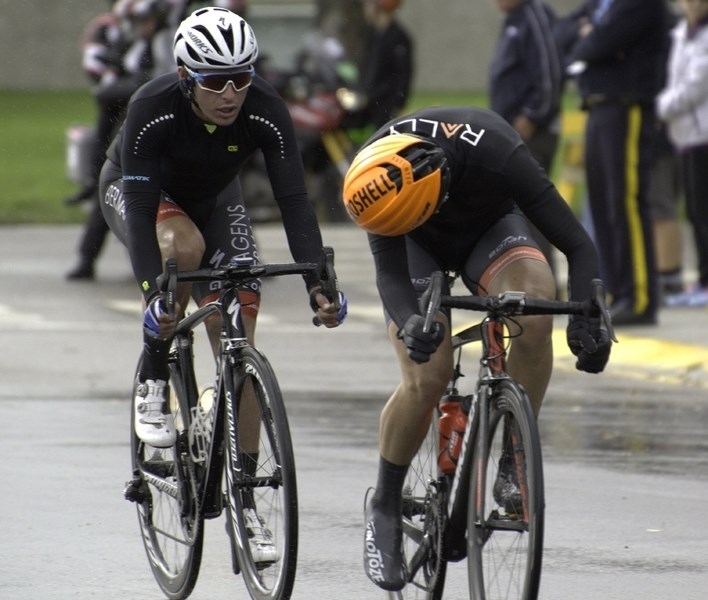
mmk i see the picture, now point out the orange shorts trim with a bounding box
[199,290,261,320]
[478,246,548,292]
[157,200,188,223]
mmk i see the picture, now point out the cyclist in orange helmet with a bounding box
[344,107,612,591]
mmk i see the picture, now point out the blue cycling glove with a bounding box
[334,290,348,323]
[143,296,169,338]
[310,288,348,324]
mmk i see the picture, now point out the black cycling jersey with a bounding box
[104,72,322,300]
[365,106,599,328]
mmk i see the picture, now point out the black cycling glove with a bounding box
[566,316,611,374]
[397,314,445,364]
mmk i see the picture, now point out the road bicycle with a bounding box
[391,271,614,600]
[124,247,340,600]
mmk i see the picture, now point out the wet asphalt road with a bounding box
[1,224,708,599]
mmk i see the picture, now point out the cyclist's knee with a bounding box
[488,257,555,300]
[516,313,553,349]
[158,218,206,269]
[401,365,450,408]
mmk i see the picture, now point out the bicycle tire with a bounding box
[467,380,544,600]
[397,412,447,600]
[223,346,298,600]
[130,359,204,600]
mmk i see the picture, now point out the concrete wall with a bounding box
[0,0,579,93]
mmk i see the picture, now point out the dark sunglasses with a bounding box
[185,66,255,94]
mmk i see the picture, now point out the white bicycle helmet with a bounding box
[173,7,258,71]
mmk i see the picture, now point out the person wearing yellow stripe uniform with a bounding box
[558,0,672,325]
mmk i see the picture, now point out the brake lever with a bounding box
[156,258,178,321]
[422,271,444,334]
[591,278,617,342]
[312,246,341,327]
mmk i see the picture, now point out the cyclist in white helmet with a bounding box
[99,6,347,566]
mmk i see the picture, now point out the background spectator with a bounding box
[349,0,414,129]
[648,122,685,298]
[489,0,563,286]
[559,0,671,326]
[657,0,708,306]
[66,0,176,280]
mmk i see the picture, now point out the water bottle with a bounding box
[438,394,473,475]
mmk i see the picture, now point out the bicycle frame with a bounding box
[131,251,339,599]
[170,273,286,560]
[409,272,615,600]
[443,315,512,554]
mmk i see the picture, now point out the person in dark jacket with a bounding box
[355,0,414,129]
[66,0,175,280]
[489,0,564,280]
[490,0,562,175]
[559,0,671,325]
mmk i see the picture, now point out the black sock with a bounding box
[139,330,171,382]
[372,456,408,512]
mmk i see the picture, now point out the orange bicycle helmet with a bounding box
[342,134,450,236]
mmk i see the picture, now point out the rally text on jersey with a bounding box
[389,119,486,147]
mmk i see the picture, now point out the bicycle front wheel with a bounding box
[397,412,447,600]
[467,380,544,600]
[224,347,298,600]
[130,360,204,600]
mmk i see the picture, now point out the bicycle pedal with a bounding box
[124,477,147,504]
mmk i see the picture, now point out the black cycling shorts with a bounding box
[385,208,547,324]
[99,160,261,305]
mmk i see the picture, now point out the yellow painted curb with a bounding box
[458,324,708,389]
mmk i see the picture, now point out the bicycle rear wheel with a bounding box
[224,347,298,600]
[467,380,544,600]
[129,361,204,600]
[396,413,447,600]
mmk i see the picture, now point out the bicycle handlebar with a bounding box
[155,246,340,324]
[422,271,617,342]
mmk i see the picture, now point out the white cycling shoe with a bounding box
[134,379,176,448]
[243,508,280,568]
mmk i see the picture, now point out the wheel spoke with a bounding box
[130,363,204,599]
[223,348,298,600]
[467,381,544,599]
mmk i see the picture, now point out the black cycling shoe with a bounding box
[493,459,522,515]
[363,494,407,591]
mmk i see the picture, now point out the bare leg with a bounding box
[484,258,556,416]
[156,215,206,314]
[379,316,453,465]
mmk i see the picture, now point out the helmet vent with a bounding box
[384,164,403,191]
[399,146,440,181]
[238,20,248,55]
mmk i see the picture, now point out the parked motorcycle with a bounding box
[242,33,368,223]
